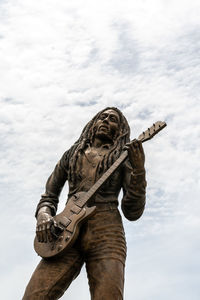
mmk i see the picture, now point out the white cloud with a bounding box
[0,0,200,299]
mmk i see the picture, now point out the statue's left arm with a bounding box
[121,140,147,221]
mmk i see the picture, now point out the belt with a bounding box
[92,202,118,212]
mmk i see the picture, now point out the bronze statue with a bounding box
[23,107,147,300]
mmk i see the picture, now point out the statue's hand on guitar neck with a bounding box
[123,121,167,171]
[36,207,62,243]
[124,139,145,171]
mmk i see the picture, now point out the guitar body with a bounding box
[34,192,96,258]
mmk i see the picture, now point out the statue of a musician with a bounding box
[23,107,146,300]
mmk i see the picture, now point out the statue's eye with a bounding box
[100,114,106,120]
[110,116,117,122]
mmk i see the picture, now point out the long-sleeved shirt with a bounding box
[36,144,147,221]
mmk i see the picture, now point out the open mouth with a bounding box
[99,125,109,131]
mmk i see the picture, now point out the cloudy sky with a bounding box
[0,0,200,299]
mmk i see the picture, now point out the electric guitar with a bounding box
[34,121,167,258]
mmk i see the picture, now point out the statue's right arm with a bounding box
[35,150,69,242]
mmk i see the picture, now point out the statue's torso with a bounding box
[67,144,123,203]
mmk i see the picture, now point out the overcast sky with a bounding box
[0,0,200,299]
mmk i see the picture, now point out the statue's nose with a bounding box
[102,117,109,123]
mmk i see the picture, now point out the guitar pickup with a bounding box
[70,205,82,214]
[59,216,71,227]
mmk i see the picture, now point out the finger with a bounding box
[36,225,41,242]
[123,142,131,151]
[54,221,64,233]
[38,224,44,242]
[131,143,139,155]
[53,220,58,227]
[131,139,138,146]
[126,141,135,156]
[130,141,140,156]
[38,224,44,243]
[138,141,145,155]
[41,222,47,243]
[46,222,53,242]
[134,140,144,154]
[137,144,145,164]
[134,140,142,149]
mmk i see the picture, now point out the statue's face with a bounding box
[94,109,120,142]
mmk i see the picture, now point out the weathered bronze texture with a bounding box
[34,121,166,259]
[23,107,158,300]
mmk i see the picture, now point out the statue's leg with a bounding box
[22,247,84,300]
[86,258,125,300]
[82,209,127,300]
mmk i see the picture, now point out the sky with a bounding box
[0,0,200,299]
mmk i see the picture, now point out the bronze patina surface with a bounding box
[23,107,147,300]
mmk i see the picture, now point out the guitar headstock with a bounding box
[137,121,167,143]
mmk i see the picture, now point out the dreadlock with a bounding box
[67,107,130,183]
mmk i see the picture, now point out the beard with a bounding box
[94,125,118,143]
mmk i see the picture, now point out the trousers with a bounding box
[23,208,127,300]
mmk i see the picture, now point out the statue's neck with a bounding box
[92,137,113,149]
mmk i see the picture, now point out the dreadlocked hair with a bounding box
[67,107,130,183]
